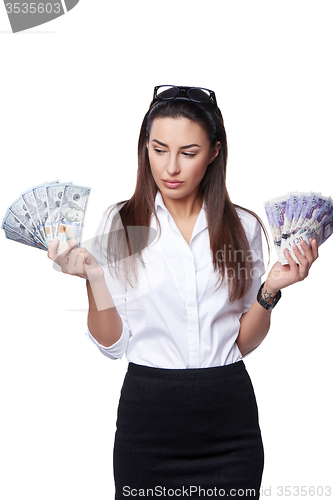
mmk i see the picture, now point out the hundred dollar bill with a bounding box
[57,184,91,247]
[3,227,45,249]
[56,225,78,252]
[7,196,45,247]
[2,209,46,249]
[32,180,60,243]
[2,219,38,247]
[45,182,73,244]
[2,180,91,251]
[21,184,49,246]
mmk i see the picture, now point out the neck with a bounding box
[160,189,203,220]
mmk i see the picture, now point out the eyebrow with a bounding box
[152,139,201,149]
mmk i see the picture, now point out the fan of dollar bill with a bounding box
[2,180,91,251]
[264,192,333,265]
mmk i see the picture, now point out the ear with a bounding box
[209,141,221,164]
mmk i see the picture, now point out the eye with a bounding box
[182,152,196,158]
[154,148,167,154]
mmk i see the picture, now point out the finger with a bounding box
[79,248,100,270]
[77,247,91,261]
[67,247,84,274]
[72,249,85,277]
[292,243,308,264]
[283,247,299,273]
[53,239,79,273]
[74,249,94,279]
[47,238,60,260]
[75,257,89,279]
[299,240,314,265]
[69,248,92,271]
[58,237,79,255]
[62,249,85,278]
[292,244,309,279]
[310,238,319,260]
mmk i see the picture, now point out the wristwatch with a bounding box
[257,282,282,310]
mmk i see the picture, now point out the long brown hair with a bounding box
[103,96,270,302]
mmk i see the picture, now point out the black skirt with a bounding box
[113,360,264,499]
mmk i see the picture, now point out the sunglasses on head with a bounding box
[153,85,218,108]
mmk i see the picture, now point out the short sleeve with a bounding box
[85,323,130,360]
[84,203,131,360]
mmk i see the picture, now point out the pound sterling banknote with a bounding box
[264,191,333,265]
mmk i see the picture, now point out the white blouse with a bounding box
[85,190,266,368]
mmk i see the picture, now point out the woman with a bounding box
[48,85,318,499]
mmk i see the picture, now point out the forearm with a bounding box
[86,277,123,348]
[236,282,278,356]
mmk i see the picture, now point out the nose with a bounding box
[166,153,180,175]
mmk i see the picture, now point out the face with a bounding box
[147,117,220,203]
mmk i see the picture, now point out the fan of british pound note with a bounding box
[264,192,333,265]
[2,180,91,251]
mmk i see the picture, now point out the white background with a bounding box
[0,1,332,499]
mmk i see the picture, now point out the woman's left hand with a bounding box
[265,238,319,294]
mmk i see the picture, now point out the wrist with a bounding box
[257,282,282,310]
[87,267,105,285]
[88,273,106,287]
[260,281,280,303]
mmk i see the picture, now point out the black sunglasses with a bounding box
[153,85,218,108]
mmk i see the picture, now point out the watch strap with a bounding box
[257,282,282,310]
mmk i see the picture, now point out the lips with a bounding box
[162,179,184,189]
[162,180,184,184]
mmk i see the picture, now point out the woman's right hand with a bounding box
[47,238,104,283]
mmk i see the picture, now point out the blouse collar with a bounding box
[154,190,207,213]
[154,190,208,236]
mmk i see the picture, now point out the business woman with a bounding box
[48,85,318,499]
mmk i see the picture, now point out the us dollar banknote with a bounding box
[2,180,91,251]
